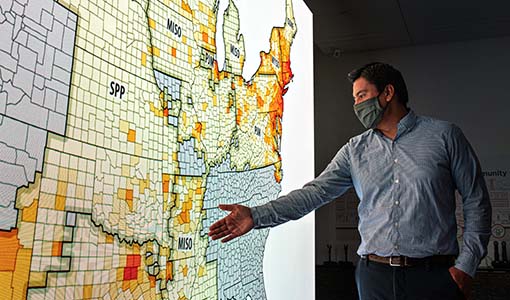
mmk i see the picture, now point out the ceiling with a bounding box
[303,0,510,55]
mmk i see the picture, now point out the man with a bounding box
[208,62,491,299]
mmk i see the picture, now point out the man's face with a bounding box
[352,77,380,105]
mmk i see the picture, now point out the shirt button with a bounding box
[394,245,399,250]
[394,200,400,206]
[394,222,398,227]
[394,179,399,184]
[394,159,398,163]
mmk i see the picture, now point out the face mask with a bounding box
[353,94,386,129]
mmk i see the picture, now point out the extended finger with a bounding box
[210,229,231,241]
[209,218,227,231]
[208,224,228,237]
[218,204,235,211]
[221,232,238,243]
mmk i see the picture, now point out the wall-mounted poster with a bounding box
[0,0,314,299]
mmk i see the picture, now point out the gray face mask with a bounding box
[353,94,386,129]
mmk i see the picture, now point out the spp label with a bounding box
[109,81,126,99]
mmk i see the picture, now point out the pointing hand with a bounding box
[208,204,254,243]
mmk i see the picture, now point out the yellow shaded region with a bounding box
[56,180,67,196]
[198,265,205,277]
[55,195,66,211]
[21,199,38,222]
[119,120,129,133]
[106,234,114,244]
[28,271,46,288]
[84,285,93,300]
[152,46,160,57]
[182,111,187,127]
[12,248,32,299]
[0,272,13,299]
[148,18,156,29]
[116,268,124,281]
[149,102,164,118]
[141,52,147,66]
[166,261,173,281]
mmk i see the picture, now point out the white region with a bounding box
[214,0,229,72]
[216,0,286,80]
[217,0,315,299]
[263,1,315,300]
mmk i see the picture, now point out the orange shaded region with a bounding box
[127,129,136,142]
[236,108,242,125]
[162,174,171,193]
[166,261,173,281]
[0,229,22,271]
[52,241,63,257]
[182,1,192,14]
[125,189,133,211]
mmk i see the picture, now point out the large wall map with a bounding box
[0,0,299,298]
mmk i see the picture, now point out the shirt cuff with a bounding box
[455,251,479,278]
[250,205,273,229]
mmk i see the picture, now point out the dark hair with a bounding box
[347,62,409,107]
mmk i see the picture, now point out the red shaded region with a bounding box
[281,60,293,86]
[123,254,141,281]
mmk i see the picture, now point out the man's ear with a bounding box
[384,84,395,102]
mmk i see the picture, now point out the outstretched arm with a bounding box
[209,142,353,242]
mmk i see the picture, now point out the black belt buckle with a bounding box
[389,256,407,267]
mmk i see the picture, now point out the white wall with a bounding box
[315,36,510,265]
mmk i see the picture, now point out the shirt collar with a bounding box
[395,110,417,139]
[371,109,417,139]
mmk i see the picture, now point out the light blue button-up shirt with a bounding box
[251,110,491,277]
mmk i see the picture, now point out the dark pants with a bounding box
[355,257,465,300]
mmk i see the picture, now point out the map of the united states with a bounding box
[0,0,297,299]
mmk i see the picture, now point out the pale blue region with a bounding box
[0,183,18,230]
[0,0,76,230]
[154,70,181,106]
[177,138,205,176]
[168,116,178,127]
[0,206,17,230]
[201,159,281,300]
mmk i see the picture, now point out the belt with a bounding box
[365,254,456,267]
